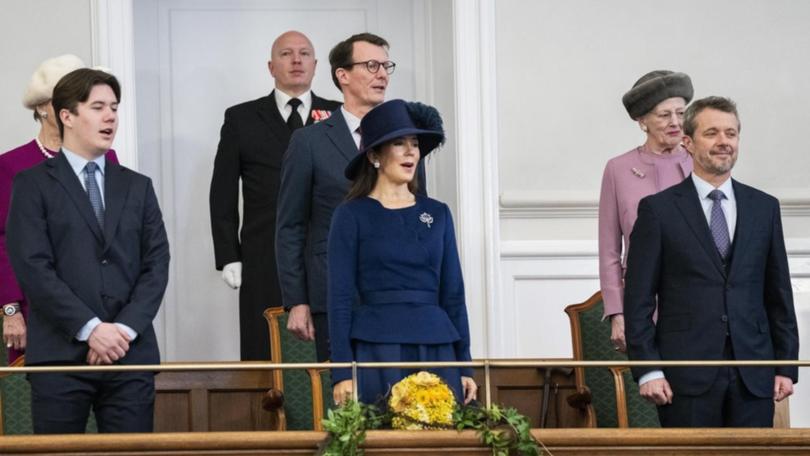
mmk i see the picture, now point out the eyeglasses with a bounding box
[347,59,396,75]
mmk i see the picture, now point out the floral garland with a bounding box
[319,371,546,456]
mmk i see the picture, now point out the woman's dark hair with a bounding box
[328,33,389,90]
[345,145,421,200]
[52,68,121,138]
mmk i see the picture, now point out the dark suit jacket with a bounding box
[624,176,799,398]
[6,152,170,365]
[209,91,340,359]
[275,109,427,314]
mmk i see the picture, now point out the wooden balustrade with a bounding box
[2,428,810,455]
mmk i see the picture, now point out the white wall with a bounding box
[496,0,810,241]
[0,0,93,153]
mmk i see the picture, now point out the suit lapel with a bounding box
[324,109,358,163]
[672,177,726,278]
[257,91,291,143]
[727,179,753,278]
[47,153,104,243]
[102,162,132,252]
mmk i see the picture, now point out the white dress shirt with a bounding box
[62,147,107,205]
[62,148,138,343]
[274,89,312,124]
[638,173,737,386]
[692,173,736,241]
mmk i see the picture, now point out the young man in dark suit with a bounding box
[624,96,799,427]
[7,68,170,433]
[276,33,426,362]
[209,31,340,361]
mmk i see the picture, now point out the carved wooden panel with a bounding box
[153,369,277,432]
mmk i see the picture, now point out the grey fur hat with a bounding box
[22,54,85,110]
[622,70,693,120]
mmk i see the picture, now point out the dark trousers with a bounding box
[313,312,330,362]
[238,285,274,361]
[29,371,155,434]
[658,340,774,427]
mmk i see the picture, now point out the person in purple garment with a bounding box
[598,70,694,353]
[328,99,476,407]
[0,55,119,364]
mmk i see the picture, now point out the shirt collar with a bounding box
[341,106,362,134]
[274,89,312,113]
[691,173,734,201]
[61,147,106,176]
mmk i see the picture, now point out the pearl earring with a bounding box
[373,161,380,169]
[640,124,648,133]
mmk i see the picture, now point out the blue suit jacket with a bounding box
[327,196,472,383]
[6,152,170,365]
[624,176,798,398]
[275,109,426,313]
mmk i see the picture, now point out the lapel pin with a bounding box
[311,110,332,123]
[419,212,433,228]
[631,167,646,178]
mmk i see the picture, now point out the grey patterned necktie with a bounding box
[708,189,730,260]
[84,162,104,227]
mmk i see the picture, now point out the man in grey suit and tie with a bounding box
[276,33,425,361]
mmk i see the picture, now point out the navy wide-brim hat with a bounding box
[344,99,445,180]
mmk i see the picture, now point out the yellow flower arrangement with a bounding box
[388,371,456,430]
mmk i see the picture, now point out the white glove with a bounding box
[222,262,242,289]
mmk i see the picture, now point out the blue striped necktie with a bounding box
[708,189,730,260]
[84,162,104,227]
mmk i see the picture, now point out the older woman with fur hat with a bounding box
[0,55,118,363]
[328,99,476,407]
[599,71,694,353]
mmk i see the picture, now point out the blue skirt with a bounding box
[353,341,463,407]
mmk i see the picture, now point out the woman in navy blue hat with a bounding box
[328,99,477,407]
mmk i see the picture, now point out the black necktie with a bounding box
[287,98,303,131]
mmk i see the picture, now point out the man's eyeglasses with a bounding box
[347,60,396,75]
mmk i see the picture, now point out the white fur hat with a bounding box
[22,54,85,110]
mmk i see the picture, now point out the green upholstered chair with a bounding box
[0,356,33,435]
[0,322,32,435]
[1,329,98,435]
[264,307,332,431]
[564,291,660,428]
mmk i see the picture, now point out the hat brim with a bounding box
[344,128,443,180]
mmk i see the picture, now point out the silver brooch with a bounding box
[419,212,433,228]
[631,167,646,178]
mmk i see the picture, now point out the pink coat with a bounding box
[598,145,692,318]
[0,140,118,363]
